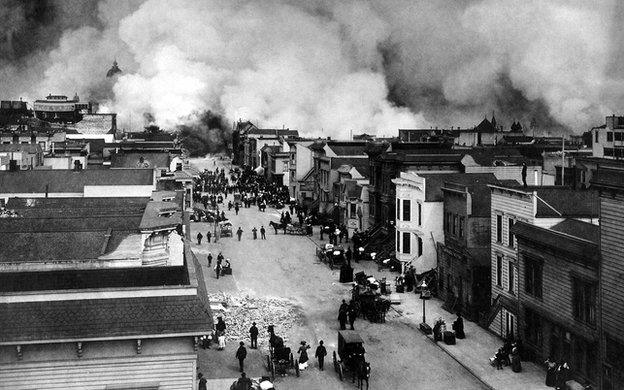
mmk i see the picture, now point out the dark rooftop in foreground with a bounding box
[0,169,154,193]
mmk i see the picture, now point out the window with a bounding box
[417,236,423,256]
[396,200,400,221]
[607,131,614,142]
[443,211,448,232]
[496,255,502,287]
[508,262,515,294]
[350,203,357,216]
[573,278,596,325]
[451,215,456,235]
[402,232,411,254]
[524,308,543,346]
[459,216,465,238]
[595,131,599,143]
[525,257,543,298]
[396,230,400,251]
[418,203,422,225]
[403,199,411,221]
[508,218,515,248]
[496,215,502,243]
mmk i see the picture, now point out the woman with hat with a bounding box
[298,341,310,370]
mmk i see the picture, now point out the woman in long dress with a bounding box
[298,341,310,369]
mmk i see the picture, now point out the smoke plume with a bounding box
[2,0,624,136]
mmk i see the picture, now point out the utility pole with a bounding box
[561,137,565,186]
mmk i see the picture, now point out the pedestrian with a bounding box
[215,262,221,279]
[207,252,213,267]
[315,341,327,370]
[348,304,357,330]
[338,229,344,243]
[236,227,243,241]
[260,226,266,239]
[453,313,465,339]
[198,373,207,390]
[345,247,352,265]
[206,231,212,243]
[320,226,324,240]
[196,232,203,245]
[249,322,258,349]
[235,204,240,215]
[232,372,252,390]
[217,252,224,264]
[252,227,257,240]
[298,341,310,369]
[338,300,348,330]
[522,162,528,188]
[235,341,247,372]
[217,331,226,350]
[280,211,285,224]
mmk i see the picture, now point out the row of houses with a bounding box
[233,115,624,389]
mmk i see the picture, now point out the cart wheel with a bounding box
[289,353,294,368]
[295,359,300,377]
[338,363,344,381]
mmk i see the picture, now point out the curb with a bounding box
[402,319,495,390]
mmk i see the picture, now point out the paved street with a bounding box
[189,156,487,390]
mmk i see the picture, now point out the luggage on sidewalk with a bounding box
[443,331,456,345]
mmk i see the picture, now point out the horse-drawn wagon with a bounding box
[266,325,299,380]
[333,330,370,389]
[315,244,346,269]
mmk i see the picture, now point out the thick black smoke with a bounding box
[177,111,232,157]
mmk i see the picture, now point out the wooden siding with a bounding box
[0,353,196,389]
[517,245,599,341]
[600,196,624,341]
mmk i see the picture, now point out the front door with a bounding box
[505,311,515,338]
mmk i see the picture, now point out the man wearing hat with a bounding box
[235,341,248,372]
[249,322,259,349]
[315,341,327,371]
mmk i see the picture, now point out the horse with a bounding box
[269,221,286,234]
[356,361,370,390]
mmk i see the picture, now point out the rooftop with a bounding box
[325,141,368,157]
[0,144,42,153]
[330,157,370,178]
[419,173,499,202]
[0,252,212,344]
[512,221,599,265]
[111,151,171,168]
[0,168,154,194]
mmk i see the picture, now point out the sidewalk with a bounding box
[395,291,549,390]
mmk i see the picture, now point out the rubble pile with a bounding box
[208,293,304,348]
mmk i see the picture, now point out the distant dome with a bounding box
[106,60,122,78]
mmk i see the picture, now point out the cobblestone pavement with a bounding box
[190,156,487,390]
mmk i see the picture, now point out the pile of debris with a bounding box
[208,293,303,348]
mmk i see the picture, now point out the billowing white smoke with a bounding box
[99,0,427,137]
[6,0,624,135]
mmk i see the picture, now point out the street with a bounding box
[190,156,487,390]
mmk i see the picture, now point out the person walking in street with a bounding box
[207,252,213,267]
[232,372,252,390]
[235,203,240,215]
[235,341,247,372]
[338,300,348,330]
[196,232,203,245]
[298,341,310,369]
[252,227,257,240]
[198,373,207,390]
[260,226,266,239]
[249,322,258,349]
[315,341,327,371]
[345,247,352,265]
[236,227,243,241]
[215,260,222,279]
[206,231,212,243]
[348,303,357,330]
